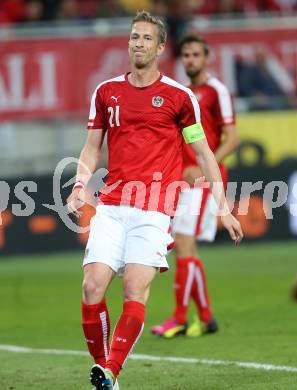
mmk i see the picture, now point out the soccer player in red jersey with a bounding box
[67,14,243,390]
[151,35,240,338]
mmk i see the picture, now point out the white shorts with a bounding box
[83,205,173,273]
[172,187,218,242]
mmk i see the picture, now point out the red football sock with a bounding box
[191,258,213,323]
[173,257,196,324]
[82,300,110,367]
[106,301,145,379]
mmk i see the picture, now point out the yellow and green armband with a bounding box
[182,123,205,144]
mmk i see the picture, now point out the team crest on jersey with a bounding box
[152,96,164,107]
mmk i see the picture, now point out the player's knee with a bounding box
[175,239,189,258]
[174,234,194,258]
[174,234,183,253]
[175,233,186,248]
[123,282,146,304]
[82,276,105,304]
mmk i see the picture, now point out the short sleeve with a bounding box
[87,87,105,130]
[178,89,201,129]
[216,85,235,125]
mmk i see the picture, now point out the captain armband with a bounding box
[182,123,206,144]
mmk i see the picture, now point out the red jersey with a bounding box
[183,76,235,170]
[87,73,201,215]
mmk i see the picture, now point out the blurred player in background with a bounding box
[152,35,240,338]
[67,14,243,390]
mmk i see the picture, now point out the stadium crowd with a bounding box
[1,0,297,25]
[0,0,296,109]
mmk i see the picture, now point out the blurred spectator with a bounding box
[274,0,297,14]
[42,0,60,21]
[118,0,152,13]
[151,0,167,16]
[77,0,99,20]
[57,0,79,20]
[26,0,43,22]
[0,0,26,25]
[190,0,219,16]
[96,0,128,18]
[219,0,241,15]
[162,0,192,57]
[235,49,294,110]
[239,0,280,15]
[0,0,296,26]
[168,1,190,55]
[190,0,297,16]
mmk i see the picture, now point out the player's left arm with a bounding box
[183,124,239,185]
[214,124,240,163]
[190,138,243,244]
[179,89,243,243]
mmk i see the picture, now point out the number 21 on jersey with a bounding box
[108,105,120,127]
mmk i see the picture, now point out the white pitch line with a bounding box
[1,344,297,373]
[0,344,89,356]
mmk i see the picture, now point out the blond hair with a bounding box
[131,11,167,44]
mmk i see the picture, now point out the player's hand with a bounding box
[183,166,204,186]
[66,187,85,218]
[221,213,243,245]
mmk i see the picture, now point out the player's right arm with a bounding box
[67,83,106,216]
[67,129,104,217]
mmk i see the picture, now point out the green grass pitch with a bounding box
[0,242,297,389]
